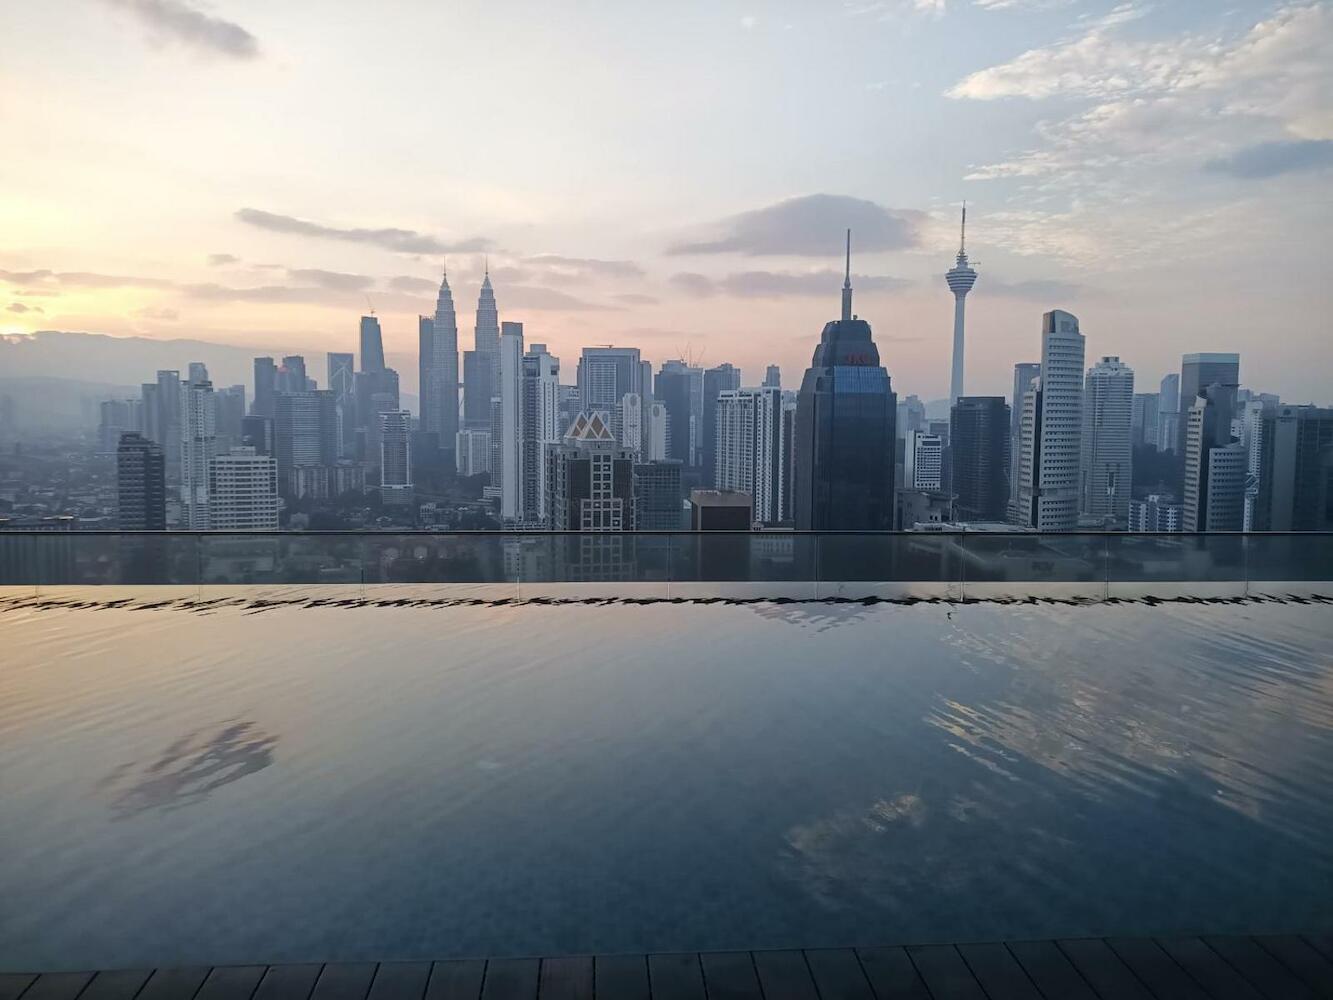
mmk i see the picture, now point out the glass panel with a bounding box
[1107,534,1245,584]
[0,532,199,586]
[198,533,363,585]
[361,534,510,584]
[962,533,1105,583]
[817,533,963,582]
[1244,533,1333,582]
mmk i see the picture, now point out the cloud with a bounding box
[286,268,374,291]
[100,0,259,59]
[611,293,660,306]
[387,275,439,293]
[0,269,172,289]
[1204,139,1333,179]
[669,273,716,298]
[671,270,909,298]
[7,303,43,314]
[207,253,239,266]
[180,283,345,304]
[134,306,180,320]
[235,208,492,255]
[502,286,616,312]
[667,194,923,256]
[981,277,1085,300]
[521,254,646,279]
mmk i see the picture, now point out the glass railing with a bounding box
[1,531,1330,597]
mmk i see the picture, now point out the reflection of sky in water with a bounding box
[1,598,1330,971]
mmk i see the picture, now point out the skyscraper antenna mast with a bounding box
[960,201,967,255]
[841,228,853,322]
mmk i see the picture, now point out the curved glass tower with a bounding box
[792,231,897,530]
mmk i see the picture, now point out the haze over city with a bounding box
[3,0,1331,402]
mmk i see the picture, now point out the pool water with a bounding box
[2,596,1331,970]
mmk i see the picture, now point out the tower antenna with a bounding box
[365,294,375,316]
[959,201,967,255]
[840,228,853,322]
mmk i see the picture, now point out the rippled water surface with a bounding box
[2,596,1332,970]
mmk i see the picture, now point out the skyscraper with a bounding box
[98,399,141,453]
[951,396,1010,521]
[209,448,279,531]
[141,370,182,483]
[1183,384,1243,531]
[1254,405,1333,531]
[1177,353,1239,458]
[327,352,355,457]
[763,365,781,389]
[579,347,645,438]
[792,231,897,531]
[545,411,636,531]
[252,357,277,417]
[714,386,791,526]
[1009,362,1040,506]
[1157,372,1181,453]
[359,315,386,373]
[519,343,561,525]
[279,355,309,393]
[215,385,246,452]
[179,374,216,529]
[701,363,741,487]
[633,460,684,530]
[423,270,460,449]
[116,432,165,530]
[904,431,944,492]
[945,205,979,403]
[275,390,339,495]
[498,322,524,522]
[1080,356,1135,527]
[379,410,413,508]
[1013,310,1085,531]
[655,359,702,468]
[463,350,492,428]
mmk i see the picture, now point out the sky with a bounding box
[2,0,1331,403]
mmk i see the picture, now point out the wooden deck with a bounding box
[3,936,1332,1000]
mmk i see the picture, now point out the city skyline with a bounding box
[2,1,1331,404]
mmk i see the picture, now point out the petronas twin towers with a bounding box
[418,266,500,451]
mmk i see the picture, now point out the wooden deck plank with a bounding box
[12,974,93,1000]
[423,961,486,1000]
[1204,936,1318,1000]
[195,965,266,1000]
[592,956,648,1000]
[309,964,377,1000]
[855,947,930,1000]
[1006,941,1099,1000]
[751,951,819,1000]
[1156,938,1265,1000]
[1255,936,1333,994]
[137,968,211,1000]
[535,957,591,1000]
[1057,939,1153,1000]
[366,963,430,1000]
[1106,939,1209,1000]
[956,942,1042,1000]
[698,952,762,999]
[252,964,323,1000]
[645,953,705,1000]
[477,959,537,1000]
[905,945,987,1000]
[801,949,873,1000]
[0,975,37,1000]
[78,971,153,1000]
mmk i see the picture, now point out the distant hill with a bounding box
[1,331,266,390]
[0,332,419,424]
[0,375,143,431]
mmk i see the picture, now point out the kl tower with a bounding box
[945,204,978,402]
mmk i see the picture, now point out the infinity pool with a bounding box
[2,595,1331,971]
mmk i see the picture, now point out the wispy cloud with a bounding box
[386,275,438,293]
[286,268,374,291]
[1204,139,1333,179]
[981,277,1085,300]
[207,253,239,266]
[670,270,909,298]
[611,292,660,306]
[0,269,173,289]
[668,194,923,256]
[99,0,259,59]
[7,302,43,314]
[521,254,645,279]
[235,208,492,255]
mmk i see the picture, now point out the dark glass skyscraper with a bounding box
[116,432,166,530]
[792,232,897,531]
[951,396,1010,521]
[359,315,386,373]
